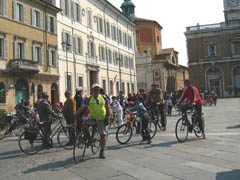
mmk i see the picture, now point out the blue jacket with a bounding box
[128,103,147,118]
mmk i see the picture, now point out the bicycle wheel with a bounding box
[91,132,100,155]
[18,131,43,155]
[73,132,86,164]
[194,117,205,138]
[175,118,189,143]
[57,125,79,150]
[148,121,157,139]
[116,123,132,144]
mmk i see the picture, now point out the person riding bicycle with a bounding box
[177,80,206,139]
[128,96,151,144]
[111,96,123,127]
[37,92,59,149]
[77,83,110,159]
[147,84,167,131]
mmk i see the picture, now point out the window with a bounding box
[119,53,124,67]
[87,8,92,28]
[0,38,7,59]
[154,70,160,77]
[118,29,122,44]
[124,56,129,68]
[66,73,72,92]
[88,41,96,58]
[102,79,106,94]
[99,46,105,61]
[128,35,132,49]
[48,49,57,67]
[78,75,83,88]
[116,81,119,95]
[75,3,82,23]
[106,21,110,38]
[231,40,240,55]
[75,36,83,55]
[122,81,125,94]
[109,80,113,95]
[107,49,112,63]
[47,16,55,33]
[97,16,104,34]
[60,0,70,16]
[13,2,26,23]
[33,46,42,63]
[129,58,134,69]
[14,41,26,59]
[0,0,7,16]
[208,43,216,56]
[127,82,130,95]
[111,25,117,41]
[0,82,6,104]
[131,83,135,93]
[123,32,127,47]
[113,51,118,65]
[31,9,43,28]
[62,32,72,51]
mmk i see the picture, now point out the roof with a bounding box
[37,0,61,12]
[135,18,163,29]
[158,48,178,55]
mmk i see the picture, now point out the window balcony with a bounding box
[7,59,39,74]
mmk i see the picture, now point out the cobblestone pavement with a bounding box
[0,98,240,180]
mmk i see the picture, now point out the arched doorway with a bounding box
[37,84,43,100]
[206,67,223,97]
[51,83,59,106]
[15,79,29,104]
[233,66,240,96]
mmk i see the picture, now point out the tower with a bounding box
[121,0,136,19]
[224,0,240,25]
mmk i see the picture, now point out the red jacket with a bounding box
[178,85,202,105]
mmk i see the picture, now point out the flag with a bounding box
[111,74,118,89]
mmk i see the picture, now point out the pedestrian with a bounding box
[63,90,76,145]
[167,96,173,116]
[37,92,58,149]
[74,87,83,111]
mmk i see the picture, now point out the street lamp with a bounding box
[61,41,72,91]
[116,57,122,94]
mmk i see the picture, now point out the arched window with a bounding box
[0,82,6,104]
[37,84,43,99]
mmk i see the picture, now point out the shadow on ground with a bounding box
[226,125,240,129]
[216,169,240,180]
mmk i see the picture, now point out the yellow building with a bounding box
[56,0,137,102]
[0,0,61,111]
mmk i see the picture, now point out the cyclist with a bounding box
[147,84,166,130]
[111,96,123,127]
[128,96,151,144]
[77,83,110,159]
[177,80,206,139]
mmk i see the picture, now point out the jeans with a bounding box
[140,114,150,140]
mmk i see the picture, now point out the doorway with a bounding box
[206,67,223,97]
[90,71,97,88]
[51,83,59,106]
[15,79,29,105]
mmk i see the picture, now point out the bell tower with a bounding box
[121,0,136,19]
[224,0,240,25]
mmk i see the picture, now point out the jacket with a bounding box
[177,85,202,105]
[63,97,76,119]
[37,99,57,122]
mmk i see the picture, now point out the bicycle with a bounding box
[73,118,100,163]
[115,110,157,144]
[148,105,165,131]
[175,104,205,142]
[18,115,79,155]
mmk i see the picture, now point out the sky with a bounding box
[108,0,225,66]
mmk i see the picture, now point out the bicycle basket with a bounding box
[24,127,39,140]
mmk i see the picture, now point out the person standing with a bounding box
[37,92,58,148]
[63,90,76,145]
[77,83,110,159]
[148,84,167,130]
[111,96,123,126]
[177,80,206,139]
[74,87,83,111]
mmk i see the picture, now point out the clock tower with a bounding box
[224,0,240,25]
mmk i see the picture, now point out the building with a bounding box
[56,0,137,102]
[120,1,189,93]
[185,0,240,97]
[0,0,61,111]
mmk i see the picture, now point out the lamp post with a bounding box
[116,57,122,94]
[61,41,72,91]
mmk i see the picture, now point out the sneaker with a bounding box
[99,149,106,159]
[202,134,206,139]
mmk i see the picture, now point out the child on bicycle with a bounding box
[128,96,151,144]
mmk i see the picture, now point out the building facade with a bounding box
[56,0,137,102]
[0,0,60,111]
[185,0,240,97]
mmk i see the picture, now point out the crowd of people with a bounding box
[14,79,208,159]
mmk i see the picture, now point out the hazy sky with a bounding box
[108,0,225,66]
